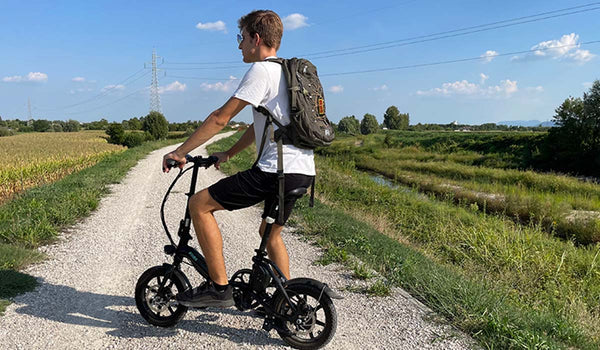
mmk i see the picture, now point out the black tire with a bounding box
[274,283,337,350]
[135,265,188,327]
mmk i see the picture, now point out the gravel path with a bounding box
[0,133,477,349]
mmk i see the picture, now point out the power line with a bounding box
[301,2,600,57]
[37,68,148,111]
[308,5,600,60]
[166,74,239,81]
[66,86,148,115]
[160,2,600,66]
[320,40,600,77]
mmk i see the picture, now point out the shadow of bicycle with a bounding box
[12,278,285,347]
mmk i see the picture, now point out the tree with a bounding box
[127,117,143,130]
[337,115,360,135]
[106,123,125,145]
[382,106,397,129]
[32,119,52,132]
[547,79,600,175]
[360,113,379,135]
[143,111,169,140]
[64,119,81,132]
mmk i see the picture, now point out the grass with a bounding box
[322,135,600,244]
[0,136,186,314]
[208,131,600,349]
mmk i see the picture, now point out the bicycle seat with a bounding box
[285,187,307,200]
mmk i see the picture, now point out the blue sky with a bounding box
[1,0,599,125]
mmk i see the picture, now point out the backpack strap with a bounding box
[254,106,285,224]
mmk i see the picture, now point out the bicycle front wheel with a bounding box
[135,265,188,327]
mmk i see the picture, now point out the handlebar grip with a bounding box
[207,155,219,164]
[165,158,179,169]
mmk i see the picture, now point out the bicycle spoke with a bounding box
[316,319,326,327]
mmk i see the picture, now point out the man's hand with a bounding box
[211,151,230,170]
[162,150,186,173]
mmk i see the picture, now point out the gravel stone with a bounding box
[0,132,478,349]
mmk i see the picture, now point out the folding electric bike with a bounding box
[134,154,341,349]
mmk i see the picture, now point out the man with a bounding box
[162,10,315,308]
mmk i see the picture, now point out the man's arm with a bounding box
[162,97,249,172]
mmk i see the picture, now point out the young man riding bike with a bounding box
[162,10,315,308]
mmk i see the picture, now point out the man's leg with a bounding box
[259,220,290,279]
[188,188,229,285]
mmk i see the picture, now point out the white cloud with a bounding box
[72,76,86,82]
[196,20,227,33]
[27,72,48,82]
[583,82,594,89]
[526,86,544,92]
[480,73,489,84]
[2,76,22,82]
[328,85,344,94]
[200,76,238,92]
[370,84,388,91]
[282,13,309,30]
[69,88,93,94]
[102,84,125,92]
[159,81,187,94]
[512,33,595,64]
[2,71,48,83]
[481,50,499,63]
[416,78,518,98]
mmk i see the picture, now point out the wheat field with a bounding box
[0,131,124,203]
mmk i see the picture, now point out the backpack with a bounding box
[255,57,335,149]
[253,57,334,222]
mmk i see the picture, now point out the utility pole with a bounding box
[145,48,163,113]
[28,97,33,120]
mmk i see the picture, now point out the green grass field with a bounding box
[209,131,600,349]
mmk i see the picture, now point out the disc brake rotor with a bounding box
[146,283,176,314]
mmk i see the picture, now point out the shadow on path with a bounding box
[11,279,284,347]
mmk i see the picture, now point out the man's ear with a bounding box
[253,32,261,46]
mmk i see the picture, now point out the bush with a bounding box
[338,116,360,135]
[143,111,169,140]
[122,132,147,148]
[383,106,409,130]
[64,119,81,132]
[360,113,379,135]
[32,120,52,132]
[106,123,125,145]
[0,127,15,137]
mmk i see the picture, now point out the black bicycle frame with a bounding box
[160,155,298,316]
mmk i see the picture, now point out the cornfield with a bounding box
[0,131,124,203]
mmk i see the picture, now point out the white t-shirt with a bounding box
[233,57,316,176]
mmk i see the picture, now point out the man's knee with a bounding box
[189,189,223,215]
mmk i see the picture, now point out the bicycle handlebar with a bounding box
[165,155,219,170]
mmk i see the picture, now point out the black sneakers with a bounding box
[176,281,234,308]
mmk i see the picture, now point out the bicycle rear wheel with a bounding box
[274,283,337,350]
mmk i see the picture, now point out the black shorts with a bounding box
[208,166,314,225]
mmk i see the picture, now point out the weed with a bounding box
[366,280,391,297]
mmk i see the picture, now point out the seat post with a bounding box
[258,216,275,254]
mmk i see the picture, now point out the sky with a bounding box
[1,0,599,125]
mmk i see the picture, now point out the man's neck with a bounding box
[258,47,277,60]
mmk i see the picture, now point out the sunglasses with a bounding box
[237,34,243,45]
